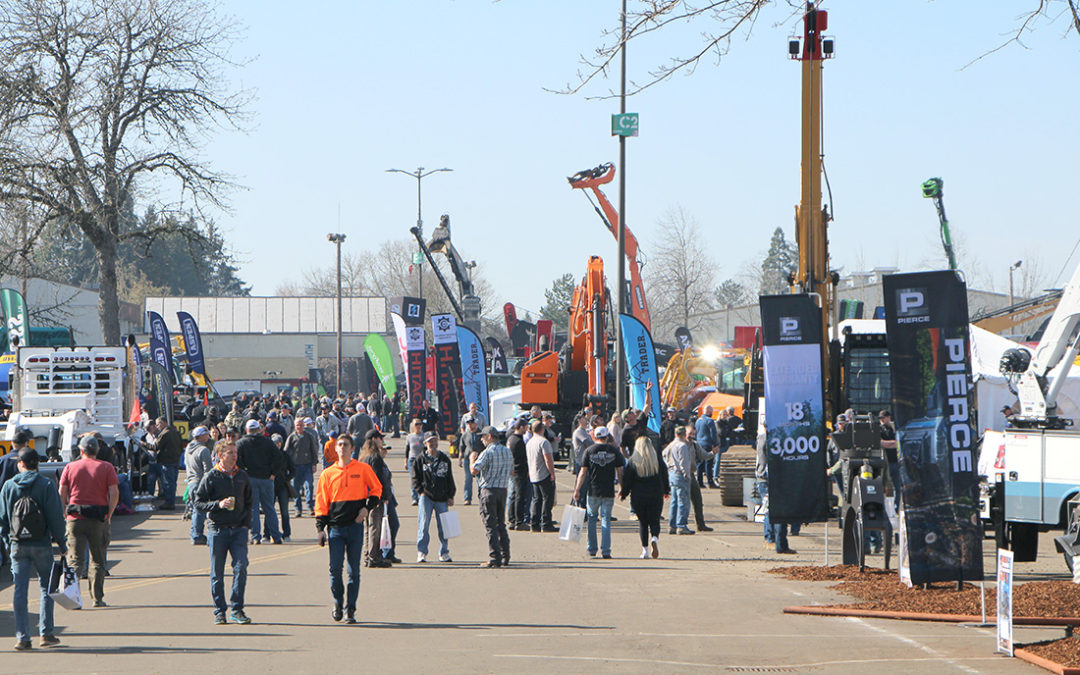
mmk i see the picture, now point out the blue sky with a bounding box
[211,1,1080,320]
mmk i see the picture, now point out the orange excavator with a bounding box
[520,256,612,433]
[568,163,651,332]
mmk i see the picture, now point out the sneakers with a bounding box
[39,635,60,648]
[677,528,695,535]
[94,599,107,608]
[601,553,612,559]
[669,527,677,535]
[282,537,291,543]
[229,610,252,624]
[480,560,501,568]
[777,548,798,555]
[651,537,660,559]
[417,552,427,563]
[640,547,650,559]
[438,554,453,563]
[411,500,418,506]
[214,613,227,625]
[14,640,31,651]
[192,536,207,546]
[698,524,714,532]
[345,610,356,624]
[331,605,343,622]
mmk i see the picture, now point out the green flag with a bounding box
[363,333,397,397]
[1,288,29,350]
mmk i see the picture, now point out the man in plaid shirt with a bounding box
[470,426,513,568]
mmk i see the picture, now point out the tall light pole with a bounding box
[614,0,628,414]
[1009,260,1023,307]
[327,233,346,394]
[386,167,453,303]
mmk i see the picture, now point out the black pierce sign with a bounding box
[759,294,828,524]
[883,271,982,585]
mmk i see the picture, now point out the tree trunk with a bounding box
[95,237,122,346]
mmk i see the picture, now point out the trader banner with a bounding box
[176,311,206,377]
[456,325,489,426]
[619,314,661,434]
[432,314,463,438]
[883,270,982,585]
[146,311,176,384]
[759,294,828,524]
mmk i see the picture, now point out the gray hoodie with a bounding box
[0,470,67,548]
[185,439,215,487]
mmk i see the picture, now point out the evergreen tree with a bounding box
[540,273,576,334]
[760,227,797,296]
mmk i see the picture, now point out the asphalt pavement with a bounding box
[0,437,1064,674]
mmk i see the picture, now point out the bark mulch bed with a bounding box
[768,564,1080,618]
[1016,638,1080,674]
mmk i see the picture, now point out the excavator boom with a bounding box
[569,163,651,331]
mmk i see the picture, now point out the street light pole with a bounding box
[386,167,453,303]
[615,0,628,414]
[1009,260,1023,307]
[327,233,346,394]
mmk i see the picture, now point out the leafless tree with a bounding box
[0,0,249,344]
[644,207,718,341]
[560,1,1079,98]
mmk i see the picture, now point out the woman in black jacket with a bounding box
[619,436,670,559]
[358,432,393,567]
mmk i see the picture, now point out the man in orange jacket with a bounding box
[315,434,382,624]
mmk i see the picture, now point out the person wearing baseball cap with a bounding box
[236,419,284,545]
[471,425,513,567]
[412,432,456,563]
[185,426,216,545]
[573,424,624,558]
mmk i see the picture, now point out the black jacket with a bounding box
[361,452,395,507]
[419,407,440,433]
[507,433,528,477]
[194,467,253,528]
[411,451,456,502]
[152,426,185,464]
[237,433,284,480]
[619,445,670,504]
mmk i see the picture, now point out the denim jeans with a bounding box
[462,457,473,503]
[530,476,555,529]
[696,455,714,485]
[416,495,449,557]
[190,486,207,541]
[275,483,292,539]
[11,542,54,642]
[508,475,532,526]
[668,472,690,529]
[407,457,419,503]
[328,522,364,611]
[712,443,729,480]
[586,495,615,556]
[293,464,315,514]
[384,499,399,556]
[207,525,249,616]
[159,463,179,506]
[249,477,281,542]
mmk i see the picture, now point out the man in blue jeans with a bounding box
[194,441,254,624]
[149,416,185,510]
[412,432,456,563]
[694,407,719,489]
[237,419,284,544]
[573,426,624,559]
[0,449,68,650]
[662,426,694,535]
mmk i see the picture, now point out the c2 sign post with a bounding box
[611,113,639,137]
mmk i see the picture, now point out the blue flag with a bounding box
[177,311,206,377]
[146,311,175,384]
[456,324,489,426]
[619,313,661,434]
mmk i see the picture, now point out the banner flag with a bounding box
[456,325,489,426]
[759,294,829,524]
[486,337,508,374]
[364,333,397,397]
[674,326,693,351]
[147,360,174,424]
[391,309,426,419]
[0,288,29,349]
[502,303,518,340]
[146,311,176,384]
[176,311,207,377]
[618,314,662,434]
[883,270,982,585]
[389,296,426,326]
[432,314,463,438]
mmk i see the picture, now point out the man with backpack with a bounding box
[0,448,68,650]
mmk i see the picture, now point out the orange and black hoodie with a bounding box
[315,459,383,531]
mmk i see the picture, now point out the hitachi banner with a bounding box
[884,271,982,585]
[759,294,828,524]
[391,309,426,419]
[432,314,463,438]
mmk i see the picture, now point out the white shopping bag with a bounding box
[48,559,82,611]
[439,509,462,539]
[558,505,586,542]
[380,515,393,551]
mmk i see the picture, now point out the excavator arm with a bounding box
[568,163,651,332]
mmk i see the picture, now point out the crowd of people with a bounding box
[0,386,753,645]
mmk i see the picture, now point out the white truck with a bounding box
[994,260,1080,567]
[4,346,133,462]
